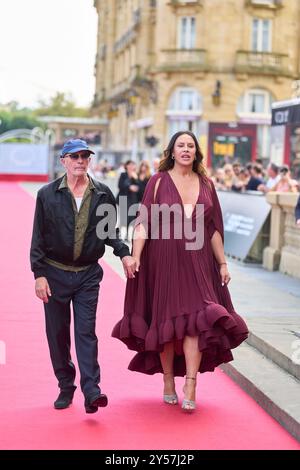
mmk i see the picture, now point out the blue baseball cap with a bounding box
[60,139,95,157]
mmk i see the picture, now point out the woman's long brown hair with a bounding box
[159,131,207,178]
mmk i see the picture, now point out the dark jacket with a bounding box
[295,195,300,222]
[116,171,140,227]
[30,175,130,279]
[116,172,139,205]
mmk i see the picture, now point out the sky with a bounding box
[0,0,97,108]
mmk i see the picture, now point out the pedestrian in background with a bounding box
[116,160,140,241]
[137,160,152,202]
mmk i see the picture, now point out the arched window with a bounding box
[237,88,274,159]
[166,87,203,138]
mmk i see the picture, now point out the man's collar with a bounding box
[58,173,95,191]
[58,174,68,190]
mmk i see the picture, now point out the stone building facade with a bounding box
[93,0,300,167]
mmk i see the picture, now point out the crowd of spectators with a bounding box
[210,161,299,194]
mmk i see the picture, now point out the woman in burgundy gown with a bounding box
[112,131,248,411]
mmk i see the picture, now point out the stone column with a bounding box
[263,192,285,271]
[278,193,300,279]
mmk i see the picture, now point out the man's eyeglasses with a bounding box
[64,152,91,160]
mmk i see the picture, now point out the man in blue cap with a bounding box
[30,139,136,413]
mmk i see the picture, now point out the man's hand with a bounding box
[296,219,300,227]
[122,256,138,279]
[35,277,51,303]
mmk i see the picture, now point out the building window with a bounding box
[178,17,196,49]
[237,89,273,159]
[237,89,273,115]
[167,87,202,138]
[169,87,202,111]
[252,18,271,52]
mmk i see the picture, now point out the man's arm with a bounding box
[30,192,52,302]
[103,188,136,278]
[30,193,47,279]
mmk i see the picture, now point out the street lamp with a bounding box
[128,89,139,105]
[212,80,222,106]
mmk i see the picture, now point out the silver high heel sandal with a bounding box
[163,372,178,405]
[182,376,196,412]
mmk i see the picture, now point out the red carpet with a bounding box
[0,182,299,450]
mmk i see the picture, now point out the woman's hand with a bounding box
[132,256,140,273]
[122,256,137,279]
[220,264,231,286]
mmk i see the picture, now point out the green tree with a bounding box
[35,92,89,117]
[0,106,41,134]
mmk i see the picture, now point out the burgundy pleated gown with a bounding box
[112,171,249,376]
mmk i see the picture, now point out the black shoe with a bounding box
[84,393,108,414]
[54,389,75,410]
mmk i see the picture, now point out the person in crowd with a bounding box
[137,160,152,202]
[30,139,136,413]
[272,165,298,193]
[153,158,161,174]
[112,131,248,412]
[231,161,244,192]
[211,168,227,191]
[245,165,265,191]
[223,164,234,191]
[116,160,140,241]
[258,163,281,193]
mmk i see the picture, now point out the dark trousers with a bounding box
[43,263,103,399]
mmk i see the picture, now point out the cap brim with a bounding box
[61,146,95,157]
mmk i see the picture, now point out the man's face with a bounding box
[233,165,240,176]
[61,151,91,178]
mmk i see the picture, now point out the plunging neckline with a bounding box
[166,171,201,219]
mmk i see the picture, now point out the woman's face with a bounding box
[172,134,196,168]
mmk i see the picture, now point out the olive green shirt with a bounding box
[45,174,95,272]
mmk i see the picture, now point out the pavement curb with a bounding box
[247,332,300,380]
[220,361,300,443]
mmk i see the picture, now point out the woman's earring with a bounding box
[172,155,175,160]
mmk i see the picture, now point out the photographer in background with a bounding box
[272,165,298,193]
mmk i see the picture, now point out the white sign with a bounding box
[0,143,48,175]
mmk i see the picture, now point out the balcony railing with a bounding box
[246,0,282,8]
[235,50,289,76]
[170,0,202,6]
[108,65,141,101]
[158,49,207,72]
[113,9,141,55]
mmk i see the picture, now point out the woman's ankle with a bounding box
[183,377,197,400]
